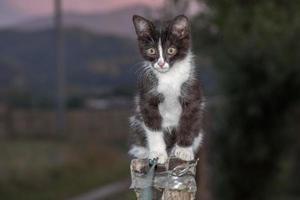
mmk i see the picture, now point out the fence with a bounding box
[0,108,130,139]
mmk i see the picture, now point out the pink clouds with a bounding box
[65,0,163,13]
[7,0,53,16]
[8,0,164,16]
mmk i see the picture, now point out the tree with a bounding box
[192,0,300,199]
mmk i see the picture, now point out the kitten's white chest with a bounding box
[158,79,182,128]
[156,56,192,129]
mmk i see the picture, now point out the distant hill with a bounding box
[0,28,140,97]
[7,4,153,37]
[0,28,217,102]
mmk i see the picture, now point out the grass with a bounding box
[0,139,130,200]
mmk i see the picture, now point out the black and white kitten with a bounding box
[129,15,205,164]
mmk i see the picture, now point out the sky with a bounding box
[0,0,164,26]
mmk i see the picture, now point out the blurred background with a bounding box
[0,0,299,199]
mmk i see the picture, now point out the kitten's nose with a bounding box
[158,61,165,68]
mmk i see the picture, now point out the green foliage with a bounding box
[193,0,300,199]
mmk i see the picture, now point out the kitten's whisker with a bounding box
[130,61,146,73]
[136,67,150,79]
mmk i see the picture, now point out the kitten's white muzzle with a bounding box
[154,62,170,73]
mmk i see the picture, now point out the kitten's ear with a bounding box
[170,15,190,39]
[132,15,153,37]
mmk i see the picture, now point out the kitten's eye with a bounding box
[167,47,177,55]
[146,48,156,55]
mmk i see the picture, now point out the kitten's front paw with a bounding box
[149,150,168,164]
[174,145,194,161]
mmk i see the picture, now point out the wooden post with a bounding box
[130,157,198,200]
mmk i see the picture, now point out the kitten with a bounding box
[129,15,205,164]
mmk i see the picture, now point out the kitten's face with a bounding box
[133,15,190,73]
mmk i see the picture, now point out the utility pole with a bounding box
[54,0,66,136]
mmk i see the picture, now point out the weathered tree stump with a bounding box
[130,157,198,200]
